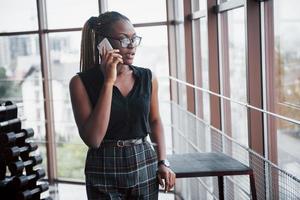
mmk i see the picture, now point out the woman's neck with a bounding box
[117,64,130,75]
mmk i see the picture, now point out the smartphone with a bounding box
[97,38,113,57]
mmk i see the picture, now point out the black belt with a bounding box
[100,137,147,147]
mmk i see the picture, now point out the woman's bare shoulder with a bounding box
[69,74,81,87]
[69,74,85,93]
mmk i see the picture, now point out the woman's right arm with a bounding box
[69,50,123,148]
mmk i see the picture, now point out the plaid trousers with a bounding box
[85,140,159,200]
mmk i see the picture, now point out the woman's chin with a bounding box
[124,59,134,65]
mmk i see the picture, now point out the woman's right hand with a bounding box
[101,49,123,85]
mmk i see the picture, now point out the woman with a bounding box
[69,11,176,199]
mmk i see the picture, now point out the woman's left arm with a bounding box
[149,73,176,192]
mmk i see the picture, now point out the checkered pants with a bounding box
[85,140,159,200]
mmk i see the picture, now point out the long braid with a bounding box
[79,21,96,72]
[79,11,130,72]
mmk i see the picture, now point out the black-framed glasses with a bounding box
[105,35,142,48]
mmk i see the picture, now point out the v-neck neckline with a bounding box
[98,65,138,99]
[114,65,137,99]
[113,79,137,99]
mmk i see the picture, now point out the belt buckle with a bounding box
[117,140,125,147]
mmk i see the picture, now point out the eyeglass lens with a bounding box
[121,37,141,47]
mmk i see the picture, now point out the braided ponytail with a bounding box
[79,11,130,72]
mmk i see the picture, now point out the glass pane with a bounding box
[200,18,210,122]
[193,17,210,124]
[48,31,87,180]
[0,34,47,172]
[274,0,300,121]
[221,7,248,146]
[273,0,300,180]
[228,9,247,103]
[192,0,199,12]
[46,0,99,29]
[193,19,202,118]
[200,0,207,10]
[0,0,38,32]
[176,0,187,108]
[0,34,44,130]
[107,0,166,24]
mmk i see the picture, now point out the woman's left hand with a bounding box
[157,165,176,193]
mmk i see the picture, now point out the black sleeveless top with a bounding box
[76,65,152,140]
